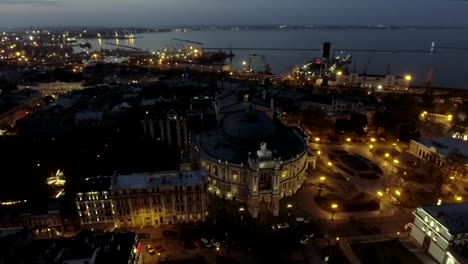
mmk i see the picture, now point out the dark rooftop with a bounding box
[196,108,307,164]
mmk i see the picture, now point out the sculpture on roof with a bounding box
[257,142,272,158]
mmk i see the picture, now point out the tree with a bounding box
[301,107,333,131]
[349,112,368,135]
[398,124,421,142]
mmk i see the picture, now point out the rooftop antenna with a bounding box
[430,41,435,56]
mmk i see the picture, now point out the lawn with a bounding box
[316,161,347,181]
[351,240,423,264]
[315,192,380,212]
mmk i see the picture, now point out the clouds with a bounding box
[0,0,467,27]
[0,0,59,6]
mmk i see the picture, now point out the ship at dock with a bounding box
[292,42,352,77]
[157,38,234,71]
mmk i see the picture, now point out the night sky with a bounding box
[0,0,468,27]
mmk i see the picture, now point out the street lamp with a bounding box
[393,159,399,164]
[287,204,293,217]
[239,207,245,220]
[377,191,383,197]
[315,137,320,142]
[331,203,338,220]
[369,144,374,149]
[370,138,376,142]
[405,75,412,89]
[385,153,390,158]
[395,190,401,196]
[337,71,343,76]
[327,162,333,167]
[318,177,326,197]
[346,138,351,142]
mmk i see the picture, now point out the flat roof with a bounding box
[111,170,206,190]
[423,203,468,234]
[416,137,468,162]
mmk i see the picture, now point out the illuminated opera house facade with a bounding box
[193,96,312,218]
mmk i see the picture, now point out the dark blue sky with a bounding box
[0,0,467,27]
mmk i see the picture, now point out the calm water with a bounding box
[85,29,468,89]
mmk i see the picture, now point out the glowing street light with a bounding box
[320,176,326,182]
[370,138,376,142]
[385,153,390,158]
[337,71,343,76]
[239,207,245,212]
[331,203,338,209]
[317,150,321,155]
[369,144,374,149]
[327,161,333,167]
[346,138,351,142]
[242,61,247,66]
[315,137,320,142]
[287,204,293,208]
[395,190,401,196]
[456,196,463,201]
[404,75,412,81]
[377,191,383,197]
[448,115,453,122]
[393,159,399,164]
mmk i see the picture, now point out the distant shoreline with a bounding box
[0,25,465,33]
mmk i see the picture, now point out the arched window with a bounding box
[258,172,272,191]
[231,171,238,182]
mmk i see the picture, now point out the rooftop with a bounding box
[24,231,137,264]
[111,170,206,190]
[196,109,307,164]
[416,137,468,162]
[423,203,468,234]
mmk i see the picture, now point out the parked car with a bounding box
[211,239,221,248]
[277,223,290,229]
[300,235,310,245]
[138,233,150,239]
[146,244,155,255]
[155,244,165,252]
[405,223,414,230]
[347,216,358,222]
[201,238,212,248]
[182,241,196,250]
[162,230,177,237]
[194,239,202,248]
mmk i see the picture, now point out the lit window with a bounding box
[427,230,432,236]
[432,235,438,242]
[436,225,440,232]
[424,216,429,222]
[430,220,435,227]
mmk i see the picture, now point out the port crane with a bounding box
[247,53,271,74]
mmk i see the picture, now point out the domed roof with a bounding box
[222,108,275,140]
